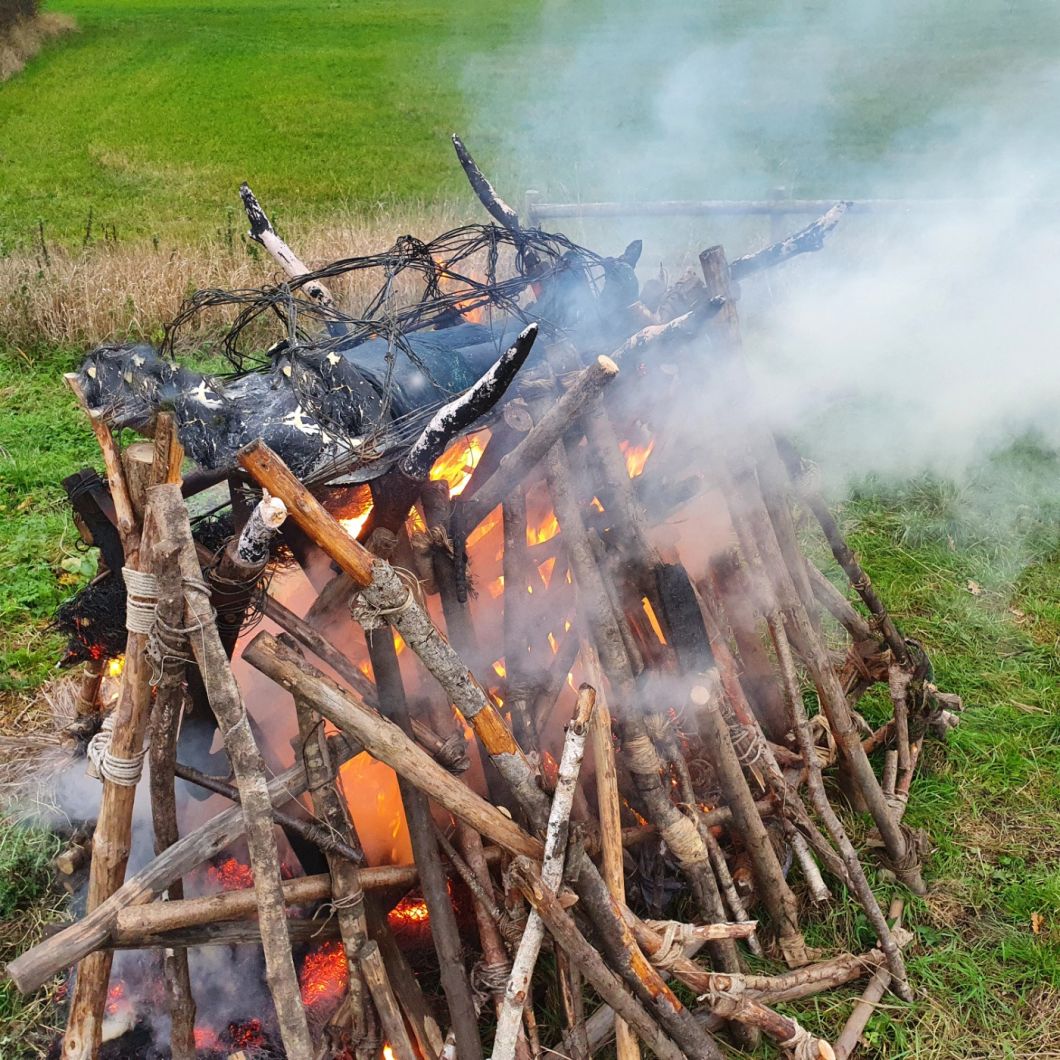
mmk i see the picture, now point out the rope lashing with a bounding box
[645,920,700,970]
[350,565,420,631]
[86,712,148,787]
[122,566,159,634]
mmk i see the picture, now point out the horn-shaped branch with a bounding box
[239,182,338,312]
[451,134,523,233]
[402,322,538,479]
[730,201,850,281]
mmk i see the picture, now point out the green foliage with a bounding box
[0,824,59,919]
[0,342,100,690]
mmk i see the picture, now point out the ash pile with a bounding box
[11,135,961,1060]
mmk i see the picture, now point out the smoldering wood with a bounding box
[171,760,365,865]
[7,734,360,995]
[293,682,372,1054]
[454,355,619,536]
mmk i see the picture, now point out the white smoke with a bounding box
[462,0,1060,531]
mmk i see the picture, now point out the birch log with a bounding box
[491,686,596,1060]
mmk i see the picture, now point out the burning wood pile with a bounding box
[9,137,962,1060]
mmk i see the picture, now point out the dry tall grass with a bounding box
[0,204,472,351]
[0,10,75,81]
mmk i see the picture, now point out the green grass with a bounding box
[775,461,1060,1058]
[3,0,1060,246]
[0,342,99,690]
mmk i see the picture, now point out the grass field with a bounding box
[2,0,1060,245]
[0,1,1058,1057]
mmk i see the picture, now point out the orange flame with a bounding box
[383,1047,396,1060]
[528,511,559,546]
[435,258,487,323]
[642,597,666,643]
[300,941,349,1008]
[106,656,125,678]
[105,981,125,1016]
[430,433,485,497]
[620,438,656,478]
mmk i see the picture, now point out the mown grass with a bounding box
[3,0,1060,246]
[774,455,1060,1058]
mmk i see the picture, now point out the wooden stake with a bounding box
[492,686,595,1060]
[587,647,640,1060]
[358,940,417,1060]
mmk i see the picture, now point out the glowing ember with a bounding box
[388,894,431,927]
[227,1018,266,1050]
[300,940,349,1008]
[620,437,656,478]
[430,434,485,496]
[193,1026,220,1051]
[207,856,254,891]
[105,981,125,1016]
[106,655,124,678]
[492,658,507,678]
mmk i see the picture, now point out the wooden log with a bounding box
[690,680,808,966]
[729,202,848,281]
[832,900,907,1060]
[121,442,156,522]
[451,134,523,233]
[62,490,163,1059]
[587,646,640,1060]
[363,615,481,1060]
[8,737,360,994]
[147,546,196,1060]
[242,633,543,861]
[150,411,184,487]
[240,182,338,313]
[293,680,371,1054]
[359,941,417,1060]
[507,857,686,1060]
[492,686,595,1060]
[161,486,314,1059]
[770,616,912,999]
[454,355,619,535]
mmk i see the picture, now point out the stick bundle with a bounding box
[13,150,963,1060]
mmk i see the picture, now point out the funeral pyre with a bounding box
[10,136,963,1060]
